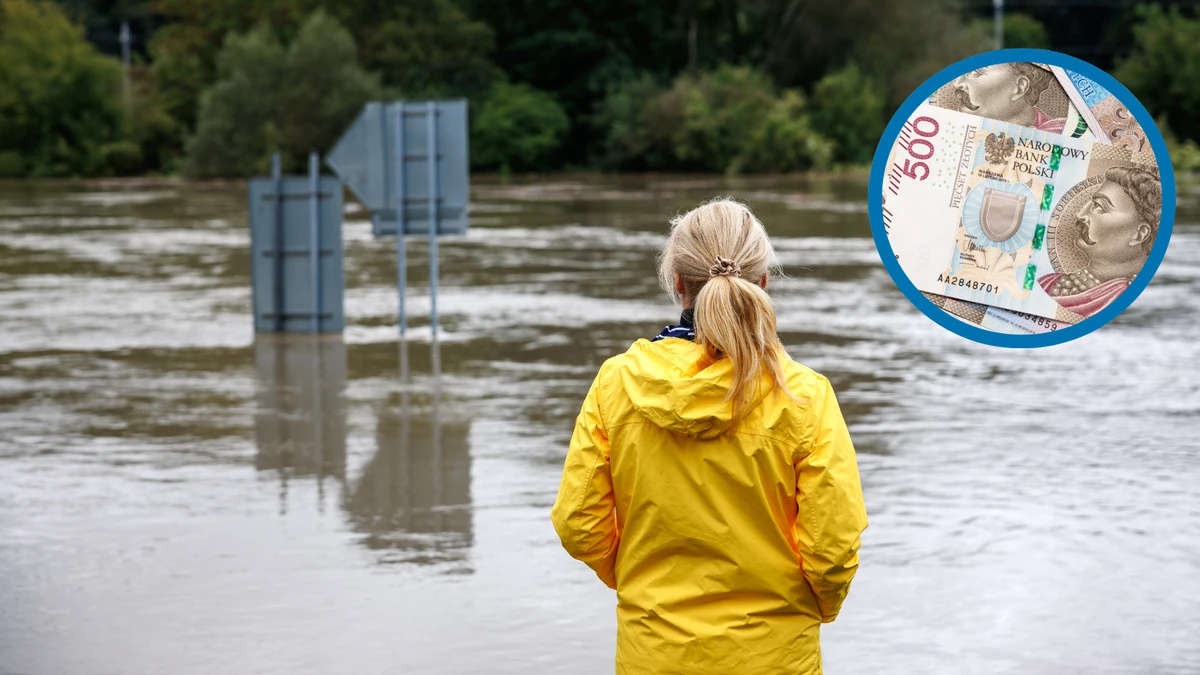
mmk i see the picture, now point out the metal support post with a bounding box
[395,103,408,338]
[394,103,410,382]
[994,0,1004,50]
[427,101,440,338]
[309,152,321,333]
[120,21,132,115]
[271,154,284,332]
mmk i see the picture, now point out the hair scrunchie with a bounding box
[709,256,742,278]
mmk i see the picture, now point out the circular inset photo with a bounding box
[869,49,1176,347]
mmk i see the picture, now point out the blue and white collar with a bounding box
[650,309,695,342]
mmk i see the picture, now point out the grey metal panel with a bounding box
[376,99,469,236]
[325,102,390,212]
[327,99,470,237]
[248,176,345,333]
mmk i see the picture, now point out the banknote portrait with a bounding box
[1039,159,1162,318]
[935,63,1069,133]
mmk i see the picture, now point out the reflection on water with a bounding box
[253,334,472,567]
[254,334,347,511]
[346,383,473,569]
[0,175,1197,675]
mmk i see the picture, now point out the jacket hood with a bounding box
[614,338,773,440]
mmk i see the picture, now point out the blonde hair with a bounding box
[657,198,796,426]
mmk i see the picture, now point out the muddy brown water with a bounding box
[1,175,1198,674]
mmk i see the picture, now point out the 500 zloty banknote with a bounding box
[1050,66,1156,164]
[927,62,1093,141]
[884,104,1162,323]
[923,292,1068,334]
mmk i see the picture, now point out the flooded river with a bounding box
[0,175,1197,674]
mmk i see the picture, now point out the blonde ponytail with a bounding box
[657,198,796,426]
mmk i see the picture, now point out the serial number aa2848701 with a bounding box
[937,273,999,294]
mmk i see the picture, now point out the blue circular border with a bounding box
[868,48,1177,348]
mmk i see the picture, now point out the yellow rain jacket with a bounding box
[551,337,868,675]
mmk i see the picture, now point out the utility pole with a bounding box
[688,17,698,70]
[993,0,1004,50]
[120,21,132,114]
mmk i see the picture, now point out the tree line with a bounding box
[1,0,1198,178]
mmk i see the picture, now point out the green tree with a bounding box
[123,63,182,174]
[809,63,885,165]
[307,0,499,100]
[149,0,495,170]
[183,23,284,177]
[276,12,383,164]
[148,0,299,132]
[664,66,779,172]
[472,83,568,173]
[594,73,664,169]
[732,91,833,173]
[598,65,828,173]
[147,0,298,138]
[185,10,380,177]
[758,0,989,107]
[0,0,129,177]
[464,0,693,164]
[1003,12,1049,49]
[1115,5,1200,143]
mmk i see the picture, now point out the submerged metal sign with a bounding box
[248,100,468,344]
[325,99,471,341]
[325,100,469,237]
[249,154,345,333]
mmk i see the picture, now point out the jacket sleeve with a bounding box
[794,375,868,623]
[550,369,620,589]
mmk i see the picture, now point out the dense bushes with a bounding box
[809,64,885,165]
[0,0,129,177]
[732,91,834,173]
[471,83,569,173]
[1001,13,1050,49]
[185,11,380,177]
[599,66,846,173]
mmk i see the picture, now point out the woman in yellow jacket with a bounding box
[551,198,868,675]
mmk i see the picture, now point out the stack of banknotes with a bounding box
[883,63,1162,335]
